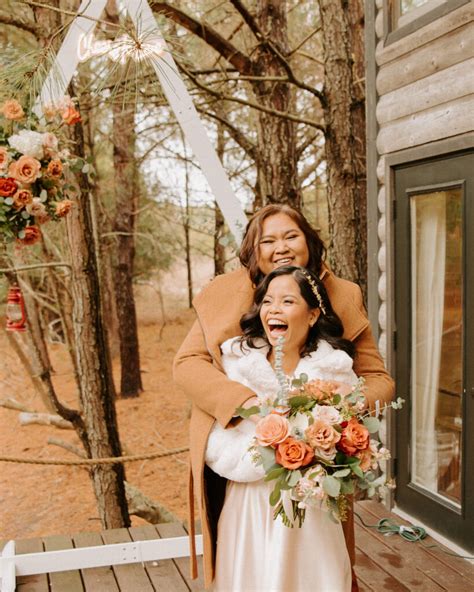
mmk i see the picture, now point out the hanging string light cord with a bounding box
[355,512,474,560]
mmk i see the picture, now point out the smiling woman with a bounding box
[173,203,395,589]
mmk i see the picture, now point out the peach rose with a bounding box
[276,437,314,470]
[304,379,339,401]
[338,419,370,456]
[26,198,49,223]
[0,147,9,171]
[46,159,63,178]
[42,132,59,157]
[356,448,372,471]
[61,105,81,125]
[9,156,42,185]
[13,188,33,210]
[305,419,341,452]
[55,199,73,218]
[256,414,289,447]
[18,225,41,245]
[1,99,24,120]
[0,176,18,197]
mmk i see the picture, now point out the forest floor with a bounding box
[0,262,213,541]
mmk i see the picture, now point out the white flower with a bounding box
[8,130,45,159]
[312,404,341,425]
[26,197,47,218]
[288,412,309,434]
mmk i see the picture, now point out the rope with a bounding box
[0,446,189,466]
[355,512,474,560]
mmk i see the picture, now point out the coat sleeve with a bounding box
[173,318,257,428]
[351,287,395,409]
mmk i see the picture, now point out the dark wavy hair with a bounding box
[239,204,327,286]
[240,266,355,359]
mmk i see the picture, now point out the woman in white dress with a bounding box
[205,266,356,592]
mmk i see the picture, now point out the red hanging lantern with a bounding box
[6,285,27,332]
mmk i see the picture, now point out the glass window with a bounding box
[410,188,462,505]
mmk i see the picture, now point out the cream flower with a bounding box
[8,130,44,159]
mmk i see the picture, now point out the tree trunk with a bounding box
[253,0,300,209]
[111,101,143,397]
[318,0,367,296]
[67,116,130,528]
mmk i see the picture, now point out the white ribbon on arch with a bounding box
[35,0,247,243]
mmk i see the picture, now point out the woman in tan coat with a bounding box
[173,204,395,590]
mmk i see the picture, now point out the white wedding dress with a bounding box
[205,337,355,592]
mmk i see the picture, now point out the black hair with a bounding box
[239,266,355,358]
[239,204,326,286]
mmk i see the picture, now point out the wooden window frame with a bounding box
[382,0,470,45]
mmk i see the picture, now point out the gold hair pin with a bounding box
[301,270,327,315]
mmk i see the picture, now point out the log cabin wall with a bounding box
[366,0,473,370]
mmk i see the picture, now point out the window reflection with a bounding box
[410,188,462,504]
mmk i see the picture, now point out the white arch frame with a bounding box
[35,0,247,243]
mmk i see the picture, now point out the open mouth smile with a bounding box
[267,318,288,338]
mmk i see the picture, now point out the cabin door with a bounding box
[394,149,474,552]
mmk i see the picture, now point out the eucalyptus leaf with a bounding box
[363,417,380,434]
[21,211,30,219]
[18,229,25,239]
[332,468,351,478]
[351,463,364,478]
[322,475,341,498]
[299,373,308,384]
[39,189,48,203]
[289,395,310,408]
[269,483,281,506]
[341,479,355,494]
[287,469,302,487]
[332,394,341,405]
[258,446,276,472]
[4,197,13,205]
[264,467,286,481]
[235,405,259,419]
[82,163,90,174]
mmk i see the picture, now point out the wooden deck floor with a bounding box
[2,501,473,591]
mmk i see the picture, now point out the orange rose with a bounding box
[338,419,370,456]
[47,159,63,178]
[9,156,42,185]
[0,147,9,171]
[276,437,314,470]
[304,378,339,401]
[0,177,18,197]
[55,199,73,218]
[18,225,41,245]
[1,99,24,120]
[305,419,341,452]
[13,189,33,209]
[255,414,290,447]
[61,105,81,125]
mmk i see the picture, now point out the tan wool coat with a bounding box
[173,267,395,587]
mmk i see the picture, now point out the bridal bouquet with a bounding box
[235,339,403,527]
[0,96,82,245]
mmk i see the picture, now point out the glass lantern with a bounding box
[6,285,27,332]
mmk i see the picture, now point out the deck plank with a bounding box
[355,546,409,592]
[73,531,120,592]
[100,527,154,592]
[42,534,84,592]
[355,504,469,591]
[14,538,49,592]
[156,522,205,592]
[128,525,189,592]
[360,500,474,584]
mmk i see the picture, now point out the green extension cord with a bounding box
[355,512,474,560]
